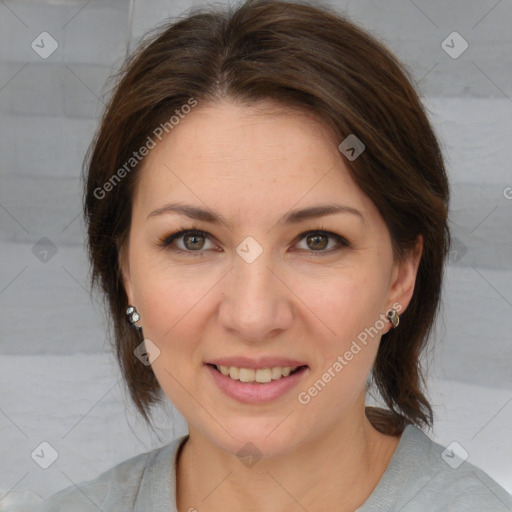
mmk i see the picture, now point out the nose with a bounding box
[217,248,294,343]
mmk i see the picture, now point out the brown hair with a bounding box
[84,0,450,434]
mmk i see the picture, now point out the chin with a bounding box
[200,416,306,461]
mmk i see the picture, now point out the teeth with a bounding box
[239,368,256,382]
[217,365,300,383]
[271,367,282,379]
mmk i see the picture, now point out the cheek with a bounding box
[129,250,211,340]
[135,280,205,349]
[296,271,389,405]
[302,268,386,341]
[130,264,219,392]
[134,275,205,409]
[297,275,384,413]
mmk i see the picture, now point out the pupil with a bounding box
[308,234,327,250]
[185,234,204,250]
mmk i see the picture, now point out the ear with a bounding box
[387,234,423,315]
[117,239,134,304]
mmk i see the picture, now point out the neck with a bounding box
[176,407,401,512]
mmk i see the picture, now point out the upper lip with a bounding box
[206,357,308,370]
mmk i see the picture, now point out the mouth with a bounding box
[206,363,308,383]
[205,363,309,404]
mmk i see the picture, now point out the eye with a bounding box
[158,226,217,255]
[294,229,350,255]
[158,225,350,256]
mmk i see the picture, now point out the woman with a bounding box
[38,0,512,510]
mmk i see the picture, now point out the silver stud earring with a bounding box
[386,308,400,328]
[126,305,140,325]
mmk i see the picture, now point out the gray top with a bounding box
[37,425,512,511]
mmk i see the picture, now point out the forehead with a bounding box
[133,100,375,222]
[144,100,339,170]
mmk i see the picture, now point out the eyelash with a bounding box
[157,223,351,257]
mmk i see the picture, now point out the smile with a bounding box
[205,363,309,404]
[213,364,305,383]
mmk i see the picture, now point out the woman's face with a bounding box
[122,100,421,457]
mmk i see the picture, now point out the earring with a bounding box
[126,305,140,325]
[386,308,400,328]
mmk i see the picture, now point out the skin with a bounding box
[121,99,423,512]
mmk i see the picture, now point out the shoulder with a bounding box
[408,425,511,510]
[35,439,178,512]
[360,425,512,511]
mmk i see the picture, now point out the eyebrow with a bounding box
[147,202,366,227]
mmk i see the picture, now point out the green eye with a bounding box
[295,230,350,255]
[158,226,350,257]
[160,229,213,254]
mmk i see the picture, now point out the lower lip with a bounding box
[205,364,309,404]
